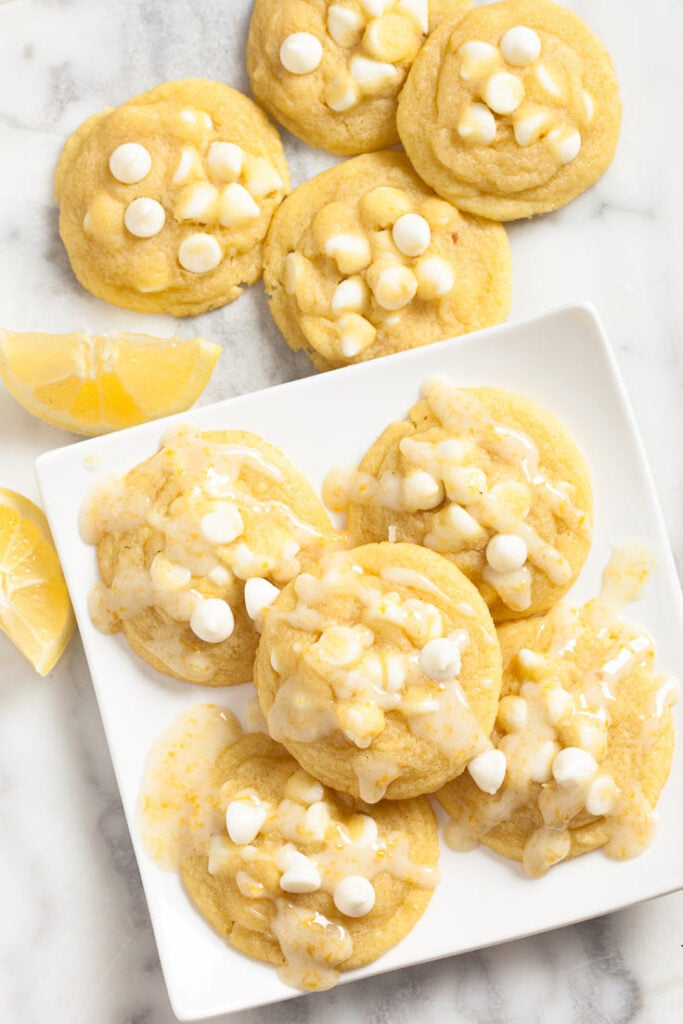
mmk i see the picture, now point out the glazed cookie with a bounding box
[326,377,593,621]
[263,152,511,371]
[55,79,289,315]
[181,731,440,990]
[247,0,472,156]
[397,0,621,219]
[82,425,336,686]
[437,546,678,877]
[254,542,502,802]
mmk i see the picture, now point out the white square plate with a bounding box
[35,304,683,1021]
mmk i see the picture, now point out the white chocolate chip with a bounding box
[529,740,558,783]
[325,71,360,111]
[190,598,235,642]
[403,470,444,511]
[179,109,214,131]
[513,108,552,147]
[392,213,431,257]
[226,798,268,845]
[535,64,562,98]
[500,26,541,67]
[244,577,280,625]
[279,851,322,894]
[370,264,418,310]
[302,800,331,841]
[552,747,598,786]
[547,128,582,165]
[545,687,573,724]
[175,182,219,222]
[457,102,497,145]
[457,40,499,81]
[284,252,300,295]
[361,0,391,16]
[244,157,283,198]
[200,503,244,544]
[468,749,507,795]
[349,54,399,92]
[284,770,325,806]
[482,71,525,115]
[486,534,528,573]
[178,233,222,273]
[497,694,528,732]
[397,0,429,34]
[419,636,463,681]
[208,565,231,587]
[333,876,376,918]
[337,313,376,357]
[415,255,455,299]
[172,146,202,185]
[207,141,244,182]
[280,32,323,74]
[124,198,165,238]
[150,554,191,592]
[109,142,152,184]
[324,234,372,275]
[327,5,363,47]
[218,183,261,227]
[332,276,369,313]
[586,775,617,817]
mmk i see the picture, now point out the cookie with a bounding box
[55,79,290,315]
[82,425,336,686]
[327,377,593,621]
[181,731,440,990]
[263,151,511,371]
[436,545,678,877]
[254,542,502,802]
[247,0,472,156]
[397,0,621,220]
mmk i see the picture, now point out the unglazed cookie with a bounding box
[326,377,592,621]
[181,731,439,990]
[81,425,336,686]
[247,0,472,156]
[55,79,289,315]
[254,542,502,802]
[263,152,511,370]
[437,546,678,877]
[397,0,621,219]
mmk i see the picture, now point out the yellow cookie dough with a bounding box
[247,0,472,156]
[82,426,336,687]
[328,377,593,621]
[55,79,290,315]
[436,546,678,876]
[181,731,440,990]
[397,0,621,219]
[254,542,502,802]
[263,152,511,371]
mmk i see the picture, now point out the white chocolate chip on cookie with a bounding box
[548,128,582,165]
[500,26,541,67]
[124,197,166,238]
[325,71,360,111]
[415,256,455,300]
[482,72,525,115]
[332,276,369,313]
[280,32,323,75]
[368,262,418,311]
[190,598,235,643]
[218,183,261,227]
[243,157,283,198]
[392,213,431,257]
[178,232,223,273]
[457,102,497,145]
[513,108,552,147]
[349,54,400,93]
[327,5,363,48]
[207,141,244,182]
[324,234,372,275]
[109,142,152,184]
[535,64,562,98]
[175,182,219,223]
[397,0,429,35]
[337,313,376,357]
[457,40,500,81]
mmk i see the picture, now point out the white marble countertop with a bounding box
[0,1,681,1021]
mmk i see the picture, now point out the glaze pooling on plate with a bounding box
[438,544,679,876]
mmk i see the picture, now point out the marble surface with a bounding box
[0,1,681,1021]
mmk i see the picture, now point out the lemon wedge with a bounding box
[0,488,75,676]
[0,329,221,436]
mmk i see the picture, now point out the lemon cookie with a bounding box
[326,377,592,621]
[254,542,502,802]
[55,79,289,315]
[180,730,439,990]
[82,425,336,686]
[437,545,678,876]
[263,152,511,371]
[397,0,621,219]
[247,0,472,156]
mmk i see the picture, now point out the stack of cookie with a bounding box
[53,0,620,371]
[85,372,675,991]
